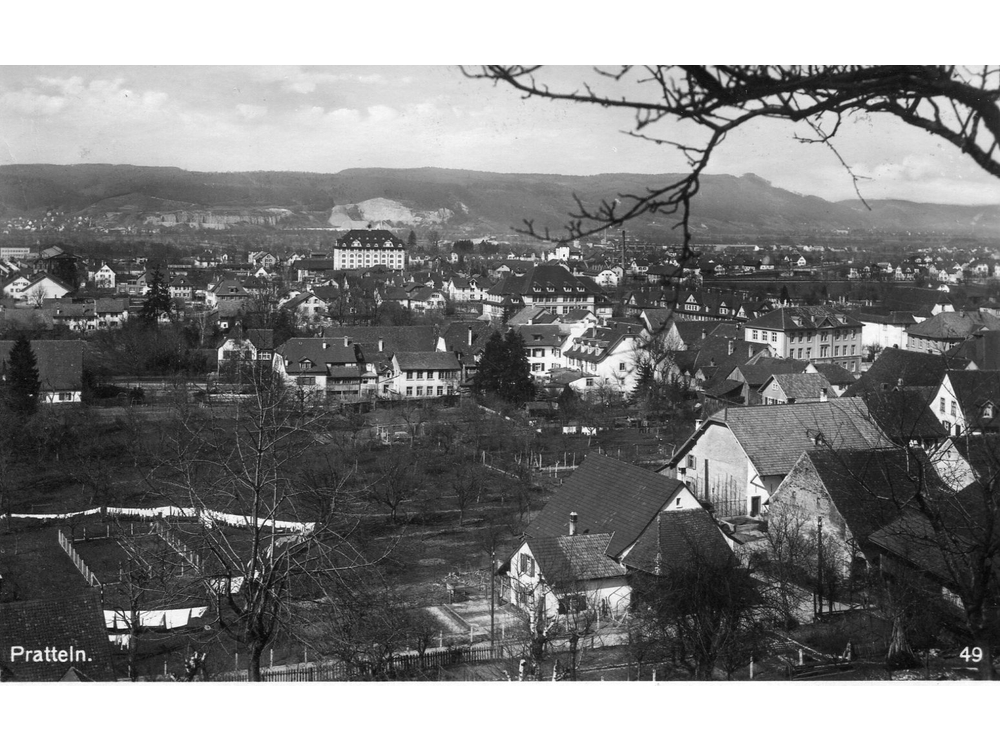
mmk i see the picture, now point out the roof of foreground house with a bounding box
[624,508,734,575]
[677,398,888,477]
[0,591,116,682]
[524,534,623,589]
[524,453,689,559]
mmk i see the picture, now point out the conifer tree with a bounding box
[4,336,40,415]
[140,266,173,326]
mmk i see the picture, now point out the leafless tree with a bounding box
[144,367,396,681]
[467,66,1000,274]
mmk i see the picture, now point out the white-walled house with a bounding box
[930,370,1000,436]
[385,351,461,398]
[664,398,889,517]
[502,454,716,622]
[563,321,646,397]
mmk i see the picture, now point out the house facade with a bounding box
[332,229,407,271]
[745,305,863,373]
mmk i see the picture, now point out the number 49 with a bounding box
[960,647,983,663]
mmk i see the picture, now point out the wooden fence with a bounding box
[213,642,518,682]
[57,529,100,587]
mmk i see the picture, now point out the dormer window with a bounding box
[984,404,995,420]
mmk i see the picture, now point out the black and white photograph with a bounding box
[1,9,998,745]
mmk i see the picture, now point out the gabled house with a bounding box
[758,372,835,405]
[217,328,276,371]
[932,370,1000,436]
[516,324,572,379]
[932,433,1000,492]
[768,448,932,575]
[20,273,74,303]
[386,351,461,399]
[272,337,376,403]
[563,321,645,397]
[744,305,863,373]
[502,453,710,619]
[0,339,85,404]
[906,310,1000,355]
[665,398,890,517]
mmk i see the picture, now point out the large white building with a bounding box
[332,229,407,271]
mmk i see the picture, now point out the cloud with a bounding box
[236,103,268,119]
[1,90,67,115]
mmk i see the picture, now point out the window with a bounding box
[519,553,535,577]
[850,345,856,355]
[985,404,995,419]
[437,386,443,396]
[416,386,423,396]
[619,362,626,371]
[296,376,315,386]
[771,331,778,342]
[58,392,73,401]
[752,329,758,340]
[834,346,839,356]
[586,378,594,387]
[951,400,958,417]
[940,397,946,413]
[686,454,696,469]
[557,594,588,614]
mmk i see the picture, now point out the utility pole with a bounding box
[816,516,824,619]
[490,546,496,647]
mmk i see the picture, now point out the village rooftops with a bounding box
[906,310,1000,341]
[394,351,461,371]
[845,347,972,396]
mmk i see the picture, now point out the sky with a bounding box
[2,10,1000,207]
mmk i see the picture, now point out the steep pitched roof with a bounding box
[0,339,85,391]
[861,389,948,443]
[524,453,689,559]
[750,305,861,331]
[624,508,734,575]
[811,362,858,387]
[525,534,622,589]
[703,398,888,477]
[907,310,1000,340]
[946,369,1000,430]
[803,448,936,546]
[947,330,1000,370]
[0,591,117,681]
[765,372,834,401]
[845,347,971,396]
[276,338,360,374]
[320,325,440,355]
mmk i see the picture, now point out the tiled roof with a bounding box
[516,324,568,348]
[709,398,888,477]
[738,358,810,387]
[335,229,405,248]
[624,508,734,575]
[0,339,85,391]
[395,351,461,371]
[947,370,1000,430]
[811,362,858,386]
[803,448,935,546]
[441,320,495,357]
[947,331,1000,370]
[861,389,948,442]
[749,305,861,332]
[245,328,274,351]
[319,325,441,355]
[525,534,622,589]
[766,372,834,401]
[0,591,117,681]
[277,338,360,373]
[525,453,688,559]
[907,310,1000,340]
[845,347,970,395]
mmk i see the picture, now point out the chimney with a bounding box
[378,338,384,352]
[322,341,329,349]
[897,377,904,390]
[820,388,828,402]
[701,328,707,339]
[467,326,473,347]
[654,513,663,576]
[728,339,734,356]
[343,336,349,348]
[569,512,578,537]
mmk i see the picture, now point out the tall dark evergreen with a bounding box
[140,266,173,326]
[474,329,535,405]
[4,336,41,415]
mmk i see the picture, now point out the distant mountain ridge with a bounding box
[3,163,1000,239]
